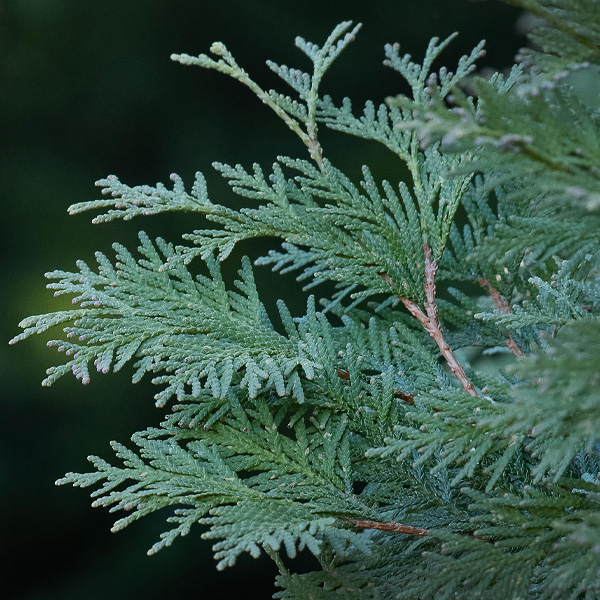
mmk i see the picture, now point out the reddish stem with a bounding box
[347,518,427,536]
[383,245,478,396]
[348,517,494,545]
[478,278,524,357]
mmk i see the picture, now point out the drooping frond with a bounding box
[57,394,381,567]
[173,153,471,303]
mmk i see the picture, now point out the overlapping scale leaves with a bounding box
[70,171,213,223]
[13,8,600,599]
[57,393,377,570]
[11,232,319,405]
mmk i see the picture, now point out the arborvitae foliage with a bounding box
[12,1,600,597]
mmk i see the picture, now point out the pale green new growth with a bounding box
[13,1,600,597]
[171,21,361,168]
[69,172,211,223]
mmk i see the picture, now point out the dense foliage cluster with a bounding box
[13,0,600,597]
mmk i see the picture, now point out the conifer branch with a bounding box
[346,518,496,545]
[172,22,360,171]
[14,10,600,597]
[190,42,325,169]
[478,278,525,356]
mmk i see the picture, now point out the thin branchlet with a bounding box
[383,245,478,396]
[347,518,428,536]
[479,278,525,356]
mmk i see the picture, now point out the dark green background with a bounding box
[1,1,522,597]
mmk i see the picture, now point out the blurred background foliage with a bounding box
[1,1,523,597]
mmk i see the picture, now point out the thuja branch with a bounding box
[479,278,525,357]
[382,245,478,396]
[172,44,325,169]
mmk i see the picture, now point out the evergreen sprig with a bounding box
[11,232,319,405]
[12,1,600,597]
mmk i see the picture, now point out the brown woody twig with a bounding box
[348,517,494,545]
[382,245,478,397]
[347,518,427,536]
[478,278,524,357]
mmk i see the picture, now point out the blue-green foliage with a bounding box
[12,233,318,405]
[12,0,600,597]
